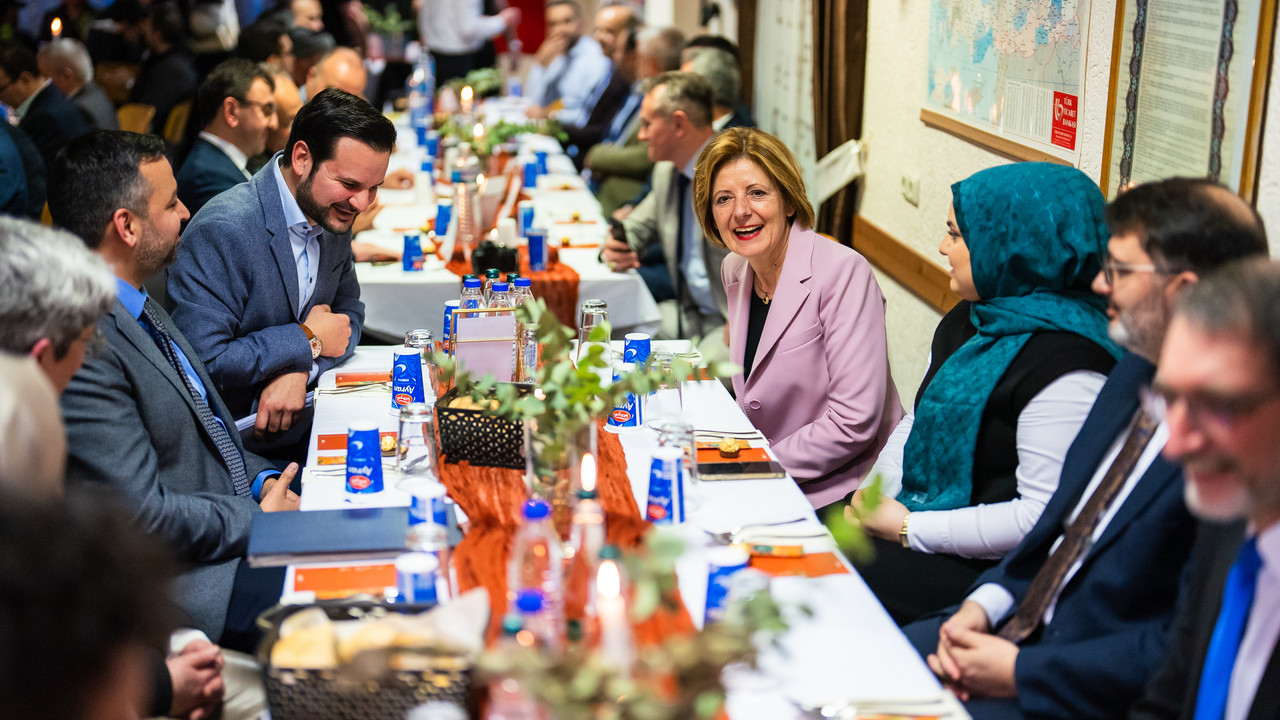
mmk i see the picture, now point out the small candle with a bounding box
[460,85,474,114]
[473,122,485,142]
[581,454,597,494]
[50,18,62,37]
[595,558,634,673]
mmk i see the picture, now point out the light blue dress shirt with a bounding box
[525,35,612,127]
[117,278,277,500]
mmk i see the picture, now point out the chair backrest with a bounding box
[163,100,192,147]
[117,103,156,134]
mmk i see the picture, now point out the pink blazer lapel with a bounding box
[742,223,816,390]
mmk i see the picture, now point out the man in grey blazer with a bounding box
[50,130,301,651]
[603,71,729,361]
[169,89,394,459]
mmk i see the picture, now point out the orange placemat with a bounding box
[316,431,397,450]
[749,552,850,578]
[335,371,391,386]
[696,447,772,464]
[292,563,397,599]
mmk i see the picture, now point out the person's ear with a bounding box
[1164,270,1200,307]
[222,96,240,128]
[109,207,140,247]
[289,139,312,178]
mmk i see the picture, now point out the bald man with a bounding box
[303,46,366,100]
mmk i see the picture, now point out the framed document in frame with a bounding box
[1101,0,1276,200]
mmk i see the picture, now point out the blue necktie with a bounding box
[1194,536,1263,720]
[140,301,251,497]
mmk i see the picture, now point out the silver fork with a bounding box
[703,517,827,544]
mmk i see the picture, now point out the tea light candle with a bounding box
[595,558,634,673]
[460,85,474,114]
[50,18,62,37]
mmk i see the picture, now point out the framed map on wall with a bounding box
[920,0,1092,165]
[1100,0,1275,200]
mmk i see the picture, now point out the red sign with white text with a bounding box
[1052,92,1079,150]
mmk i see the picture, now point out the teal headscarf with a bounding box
[898,162,1122,512]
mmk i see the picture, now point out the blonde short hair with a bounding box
[693,127,814,247]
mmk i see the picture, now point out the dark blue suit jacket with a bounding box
[905,352,1197,720]
[177,137,250,217]
[167,155,365,421]
[17,83,91,173]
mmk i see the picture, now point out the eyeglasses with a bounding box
[1101,255,1165,285]
[235,98,277,117]
[1143,383,1280,432]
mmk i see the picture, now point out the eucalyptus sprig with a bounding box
[362,4,414,35]
[478,529,790,720]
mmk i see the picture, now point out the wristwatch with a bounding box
[899,513,911,548]
[300,323,322,360]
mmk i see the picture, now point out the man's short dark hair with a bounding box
[0,487,175,720]
[197,58,276,129]
[47,130,168,250]
[0,40,39,79]
[684,34,739,62]
[149,6,188,48]
[547,0,582,18]
[238,17,290,63]
[1105,178,1268,276]
[285,87,397,165]
[1174,258,1280,378]
[290,26,335,60]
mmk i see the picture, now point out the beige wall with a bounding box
[859,0,1280,407]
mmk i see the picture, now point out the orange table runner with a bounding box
[437,423,694,644]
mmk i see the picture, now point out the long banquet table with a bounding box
[351,108,662,340]
[295,347,968,720]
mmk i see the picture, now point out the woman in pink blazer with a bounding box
[693,127,903,510]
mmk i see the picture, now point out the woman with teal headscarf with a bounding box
[849,163,1123,626]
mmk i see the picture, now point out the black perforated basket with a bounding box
[256,601,474,720]
[435,385,529,469]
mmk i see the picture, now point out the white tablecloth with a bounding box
[300,347,966,719]
[352,114,662,341]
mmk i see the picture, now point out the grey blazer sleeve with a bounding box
[170,217,314,388]
[621,171,663,255]
[61,341,261,564]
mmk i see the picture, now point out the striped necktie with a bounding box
[140,301,250,497]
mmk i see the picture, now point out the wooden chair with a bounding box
[163,100,192,147]
[117,103,156,134]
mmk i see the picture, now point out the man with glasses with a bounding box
[169,89,392,462]
[902,177,1267,720]
[1131,259,1280,719]
[178,59,279,216]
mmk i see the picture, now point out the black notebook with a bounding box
[247,506,411,567]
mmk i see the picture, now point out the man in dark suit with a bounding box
[37,37,118,130]
[559,3,641,166]
[901,178,1269,720]
[178,59,279,216]
[684,46,754,131]
[169,89,392,460]
[603,72,730,362]
[50,130,301,652]
[0,40,91,173]
[1130,258,1280,720]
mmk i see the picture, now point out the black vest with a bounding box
[915,300,1117,506]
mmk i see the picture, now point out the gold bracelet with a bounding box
[899,513,911,548]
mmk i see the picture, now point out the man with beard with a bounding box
[51,130,301,655]
[900,177,1267,720]
[169,89,393,461]
[1130,259,1280,719]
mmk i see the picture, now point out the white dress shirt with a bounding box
[418,0,506,54]
[1225,521,1280,720]
[967,417,1170,626]
[679,137,719,318]
[872,369,1108,558]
